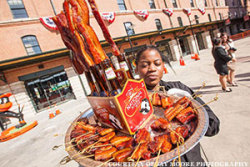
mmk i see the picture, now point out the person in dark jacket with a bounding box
[135,45,220,167]
[212,38,236,92]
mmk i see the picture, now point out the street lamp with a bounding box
[123,23,135,55]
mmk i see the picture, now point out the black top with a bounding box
[212,46,232,66]
[158,80,220,167]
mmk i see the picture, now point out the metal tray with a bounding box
[65,99,209,167]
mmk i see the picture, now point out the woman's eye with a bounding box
[154,61,162,66]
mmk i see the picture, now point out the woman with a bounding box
[212,38,236,92]
[135,45,220,166]
[220,32,237,86]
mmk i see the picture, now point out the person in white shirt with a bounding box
[220,32,238,86]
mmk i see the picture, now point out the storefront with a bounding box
[19,66,75,112]
[196,32,206,50]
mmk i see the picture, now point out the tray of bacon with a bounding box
[64,94,209,167]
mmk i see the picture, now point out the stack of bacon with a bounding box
[69,105,197,164]
[52,0,124,75]
[52,0,109,74]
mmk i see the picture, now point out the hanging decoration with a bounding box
[39,17,58,30]
[101,12,116,24]
[134,10,149,20]
[162,8,173,16]
[183,8,191,16]
[198,8,206,15]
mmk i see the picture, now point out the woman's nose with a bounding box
[148,64,157,71]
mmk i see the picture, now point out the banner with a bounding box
[39,17,58,30]
[163,8,173,16]
[183,8,191,16]
[101,12,116,24]
[198,8,206,15]
[134,10,149,20]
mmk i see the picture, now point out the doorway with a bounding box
[155,40,173,61]
[196,33,206,50]
[25,71,75,111]
[178,36,191,56]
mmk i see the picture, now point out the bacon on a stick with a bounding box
[87,0,121,56]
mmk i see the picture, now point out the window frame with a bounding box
[149,0,156,9]
[190,0,195,7]
[208,14,212,22]
[7,0,28,19]
[22,35,42,55]
[124,22,135,36]
[194,15,199,24]
[204,0,208,7]
[177,17,183,27]
[155,19,163,31]
[172,0,178,8]
[117,0,127,11]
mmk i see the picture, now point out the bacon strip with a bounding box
[87,0,121,56]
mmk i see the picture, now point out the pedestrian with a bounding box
[212,38,236,92]
[220,32,238,86]
[135,45,220,166]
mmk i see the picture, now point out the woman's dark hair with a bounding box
[212,38,221,46]
[135,45,166,65]
[220,32,231,43]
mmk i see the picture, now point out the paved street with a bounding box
[1,37,250,167]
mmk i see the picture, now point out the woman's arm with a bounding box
[216,47,232,62]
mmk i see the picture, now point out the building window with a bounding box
[124,22,135,36]
[244,0,247,6]
[155,19,162,31]
[172,0,178,8]
[238,0,242,6]
[117,0,127,11]
[195,15,199,24]
[177,17,183,27]
[7,0,28,19]
[190,0,195,7]
[22,35,42,55]
[204,0,208,7]
[149,0,156,9]
[215,0,219,6]
[208,14,212,22]
[219,13,222,20]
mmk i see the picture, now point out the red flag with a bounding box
[163,8,173,16]
[134,10,149,20]
[101,12,116,24]
[183,8,191,16]
[39,17,58,30]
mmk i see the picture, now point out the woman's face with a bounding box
[136,49,164,90]
[221,35,228,43]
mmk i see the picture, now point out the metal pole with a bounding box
[188,16,200,55]
[50,0,57,15]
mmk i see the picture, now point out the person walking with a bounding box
[212,38,236,92]
[220,32,238,86]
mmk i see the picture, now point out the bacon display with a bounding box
[95,147,117,161]
[87,0,121,56]
[176,106,196,124]
[53,0,109,73]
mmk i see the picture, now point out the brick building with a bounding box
[0,0,249,117]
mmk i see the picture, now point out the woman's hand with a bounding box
[231,58,236,62]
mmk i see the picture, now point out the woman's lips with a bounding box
[147,75,158,80]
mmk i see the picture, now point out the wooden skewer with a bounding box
[127,142,141,162]
[97,158,114,167]
[177,142,182,167]
[193,94,219,111]
[153,149,161,167]
[90,143,112,149]
[80,141,100,154]
[134,156,141,167]
[52,144,63,150]
[192,82,206,99]
[76,154,94,160]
